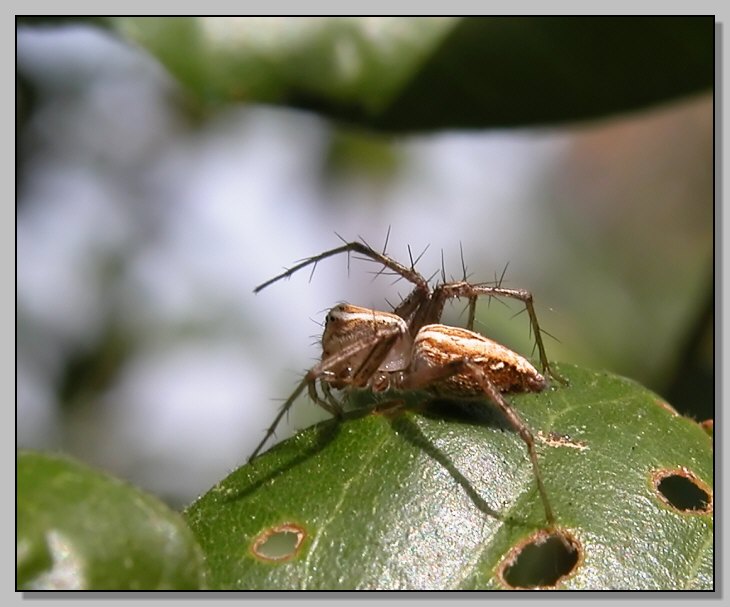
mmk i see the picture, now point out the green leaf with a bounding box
[17,451,207,590]
[185,364,713,590]
[112,16,713,130]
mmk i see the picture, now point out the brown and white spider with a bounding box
[249,237,566,527]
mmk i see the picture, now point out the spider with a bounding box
[249,237,566,527]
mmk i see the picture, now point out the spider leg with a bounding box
[429,282,567,385]
[248,376,310,463]
[349,331,403,385]
[467,296,478,331]
[248,323,406,462]
[402,357,556,528]
[254,241,430,298]
[308,375,344,417]
[319,381,345,416]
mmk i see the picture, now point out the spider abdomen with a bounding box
[412,324,547,394]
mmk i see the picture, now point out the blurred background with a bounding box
[17,18,713,508]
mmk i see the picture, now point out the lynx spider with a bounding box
[250,236,566,527]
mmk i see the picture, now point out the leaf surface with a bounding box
[17,451,207,590]
[185,363,713,589]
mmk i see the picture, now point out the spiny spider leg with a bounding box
[402,333,555,527]
[429,282,567,385]
[460,263,510,333]
[254,240,433,326]
[254,241,429,299]
[248,322,406,462]
[387,320,559,526]
[320,381,345,414]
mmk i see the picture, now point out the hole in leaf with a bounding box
[499,530,581,589]
[653,468,713,514]
[251,523,306,562]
